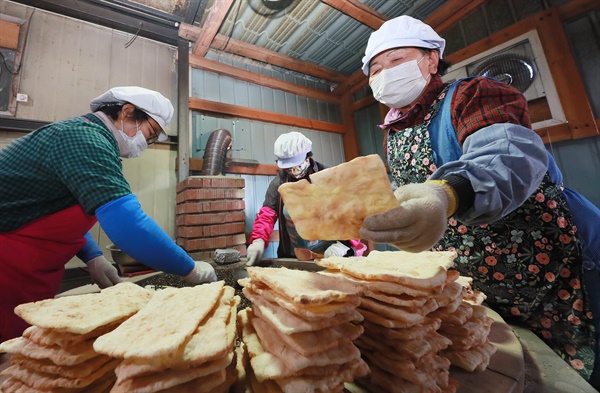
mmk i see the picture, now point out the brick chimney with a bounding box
[176,176,247,260]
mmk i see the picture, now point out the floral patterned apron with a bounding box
[386,83,596,379]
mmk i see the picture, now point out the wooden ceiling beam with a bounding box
[192,0,235,56]
[558,0,600,21]
[189,97,345,134]
[319,0,386,30]
[210,34,348,84]
[188,54,342,103]
[180,23,347,84]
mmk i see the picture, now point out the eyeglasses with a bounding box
[146,120,160,145]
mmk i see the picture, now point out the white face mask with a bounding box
[369,55,430,109]
[286,159,310,179]
[115,120,147,159]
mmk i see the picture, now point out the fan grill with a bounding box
[472,53,536,93]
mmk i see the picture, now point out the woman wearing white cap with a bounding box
[246,131,364,266]
[0,86,217,342]
[358,15,600,385]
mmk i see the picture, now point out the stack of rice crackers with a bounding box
[237,267,369,392]
[94,280,239,392]
[317,250,496,393]
[0,249,496,393]
[0,283,153,392]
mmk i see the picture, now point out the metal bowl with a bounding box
[106,244,142,266]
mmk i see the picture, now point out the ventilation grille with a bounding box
[470,53,536,93]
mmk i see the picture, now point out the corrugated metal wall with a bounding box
[0,1,179,265]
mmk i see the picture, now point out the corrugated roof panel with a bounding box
[210,0,449,75]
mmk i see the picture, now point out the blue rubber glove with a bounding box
[96,194,194,276]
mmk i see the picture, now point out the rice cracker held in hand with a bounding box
[278,154,397,240]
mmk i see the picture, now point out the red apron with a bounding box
[0,205,97,342]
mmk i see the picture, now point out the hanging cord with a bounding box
[221,0,243,52]
[125,22,143,48]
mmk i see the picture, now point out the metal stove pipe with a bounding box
[201,129,232,176]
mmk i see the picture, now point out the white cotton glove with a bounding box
[246,239,265,267]
[359,181,456,253]
[182,261,218,285]
[87,255,123,289]
[324,242,350,258]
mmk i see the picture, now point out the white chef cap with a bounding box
[361,15,446,76]
[274,132,312,168]
[90,86,174,142]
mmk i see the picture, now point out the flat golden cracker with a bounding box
[249,312,361,373]
[317,250,455,289]
[251,295,364,335]
[361,363,441,393]
[0,374,115,393]
[358,308,422,329]
[253,315,363,357]
[441,339,497,372]
[114,287,237,381]
[443,321,493,351]
[273,358,369,393]
[362,296,438,320]
[363,290,429,308]
[23,322,121,349]
[0,337,98,366]
[14,283,153,334]
[94,281,225,359]
[240,277,361,313]
[357,331,451,362]
[433,282,465,309]
[278,154,397,240]
[9,353,112,378]
[155,369,227,393]
[429,302,474,326]
[238,308,361,379]
[319,271,435,297]
[362,318,441,342]
[1,359,119,389]
[363,352,449,387]
[111,353,233,393]
[243,287,356,321]
[244,267,362,305]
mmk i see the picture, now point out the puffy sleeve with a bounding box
[430,123,548,225]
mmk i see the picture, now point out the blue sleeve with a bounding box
[95,194,194,276]
[76,232,103,263]
[429,123,548,225]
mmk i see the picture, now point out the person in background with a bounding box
[0,86,217,342]
[358,15,600,386]
[246,131,365,266]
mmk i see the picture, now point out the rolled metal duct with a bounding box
[201,128,232,176]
